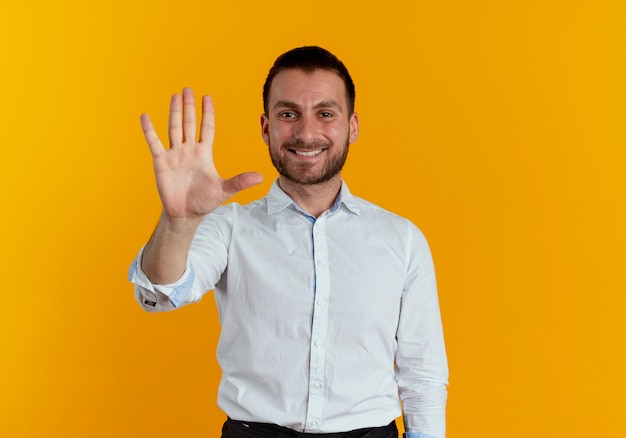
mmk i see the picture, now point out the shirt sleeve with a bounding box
[128,206,233,312]
[395,223,449,438]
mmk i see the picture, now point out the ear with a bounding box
[260,114,270,146]
[349,112,359,144]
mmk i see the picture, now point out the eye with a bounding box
[319,111,334,118]
[279,111,297,119]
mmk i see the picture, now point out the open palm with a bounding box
[140,88,262,219]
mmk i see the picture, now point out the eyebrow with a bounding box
[273,99,343,114]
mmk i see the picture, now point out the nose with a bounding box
[294,115,318,143]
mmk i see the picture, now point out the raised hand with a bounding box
[140,88,263,220]
[139,88,263,284]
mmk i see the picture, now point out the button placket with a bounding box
[305,215,330,432]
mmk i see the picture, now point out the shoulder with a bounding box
[350,195,430,249]
[353,195,420,229]
[197,196,269,236]
[206,195,269,218]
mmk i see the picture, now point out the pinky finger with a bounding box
[140,114,165,156]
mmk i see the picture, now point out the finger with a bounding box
[168,93,183,146]
[140,114,165,156]
[182,87,197,143]
[199,95,215,145]
[222,172,264,198]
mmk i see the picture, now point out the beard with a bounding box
[269,138,350,185]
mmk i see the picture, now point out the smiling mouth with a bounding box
[291,149,324,157]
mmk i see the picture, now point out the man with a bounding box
[129,46,448,438]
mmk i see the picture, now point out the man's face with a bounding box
[261,68,359,186]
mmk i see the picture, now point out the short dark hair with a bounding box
[263,46,356,115]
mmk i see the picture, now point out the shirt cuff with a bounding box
[128,248,195,308]
[404,432,440,438]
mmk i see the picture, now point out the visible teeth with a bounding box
[294,149,323,157]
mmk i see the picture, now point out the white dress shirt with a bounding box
[129,181,448,437]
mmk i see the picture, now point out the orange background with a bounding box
[1,1,625,436]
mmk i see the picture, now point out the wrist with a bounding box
[159,211,204,233]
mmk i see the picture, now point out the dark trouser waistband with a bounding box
[221,418,398,438]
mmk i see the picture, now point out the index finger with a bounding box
[140,113,165,157]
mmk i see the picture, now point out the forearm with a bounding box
[141,212,203,284]
[398,223,449,437]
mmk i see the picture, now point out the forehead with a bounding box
[268,68,348,110]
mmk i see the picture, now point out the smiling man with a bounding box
[263,68,356,190]
[129,46,448,438]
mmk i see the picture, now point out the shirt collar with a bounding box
[266,179,361,216]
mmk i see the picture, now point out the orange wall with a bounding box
[1,1,624,436]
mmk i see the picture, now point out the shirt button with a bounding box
[316,299,325,307]
[310,420,319,428]
[313,340,321,348]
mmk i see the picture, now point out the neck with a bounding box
[278,175,342,218]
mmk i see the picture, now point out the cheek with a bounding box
[270,124,290,141]
[323,125,342,139]
[330,126,351,144]
[267,127,289,150]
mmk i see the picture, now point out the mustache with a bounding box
[282,139,331,150]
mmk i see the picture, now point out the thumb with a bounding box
[222,172,264,198]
